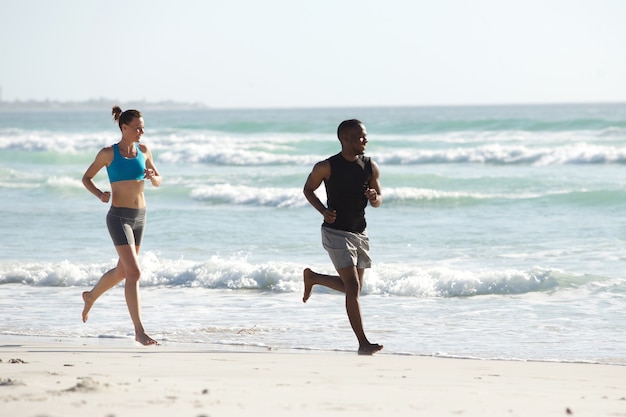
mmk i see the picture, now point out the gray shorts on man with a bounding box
[321,226,372,270]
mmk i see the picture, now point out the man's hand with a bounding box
[364,188,378,203]
[323,207,337,223]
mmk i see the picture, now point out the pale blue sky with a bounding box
[1,0,625,108]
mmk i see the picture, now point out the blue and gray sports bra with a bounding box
[106,143,146,183]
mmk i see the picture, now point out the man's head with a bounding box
[337,119,367,155]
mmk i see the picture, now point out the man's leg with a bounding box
[302,268,344,302]
[337,266,382,355]
[303,266,382,355]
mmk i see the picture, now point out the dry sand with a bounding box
[0,338,624,417]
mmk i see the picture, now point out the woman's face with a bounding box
[122,117,145,141]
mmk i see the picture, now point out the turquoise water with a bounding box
[1,104,625,362]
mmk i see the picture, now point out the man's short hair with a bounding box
[337,119,363,139]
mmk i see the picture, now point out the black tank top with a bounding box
[323,153,372,233]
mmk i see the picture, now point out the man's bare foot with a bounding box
[136,332,158,346]
[358,343,383,356]
[82,291,94,323]
[303,268,314,303]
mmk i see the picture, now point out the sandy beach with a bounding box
[0,338,624,417]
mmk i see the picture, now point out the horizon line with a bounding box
[0,98,625,111]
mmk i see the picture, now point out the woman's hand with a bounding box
[144,168,156,180]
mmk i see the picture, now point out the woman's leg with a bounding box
[82,259,125,322]
[114,244,157,346]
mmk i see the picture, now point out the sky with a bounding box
[1,0,625,108]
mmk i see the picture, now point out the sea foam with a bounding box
[1,254,613,298]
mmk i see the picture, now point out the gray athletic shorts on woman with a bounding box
[321,226,372,270]
[106,206,146,247]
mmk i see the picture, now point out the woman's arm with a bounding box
[82,147,112,202]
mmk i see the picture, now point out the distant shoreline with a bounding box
[0,99,209,111]
[1,99,625,112]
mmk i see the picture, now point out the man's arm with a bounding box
[365,160,382,208]
[303,160,336,223]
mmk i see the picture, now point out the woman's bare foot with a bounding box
[82,291,94,323]
[303,268,314,303]
[136,332,158,346]
[358,343,383,356]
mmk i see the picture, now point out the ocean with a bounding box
[1,103,625,363]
